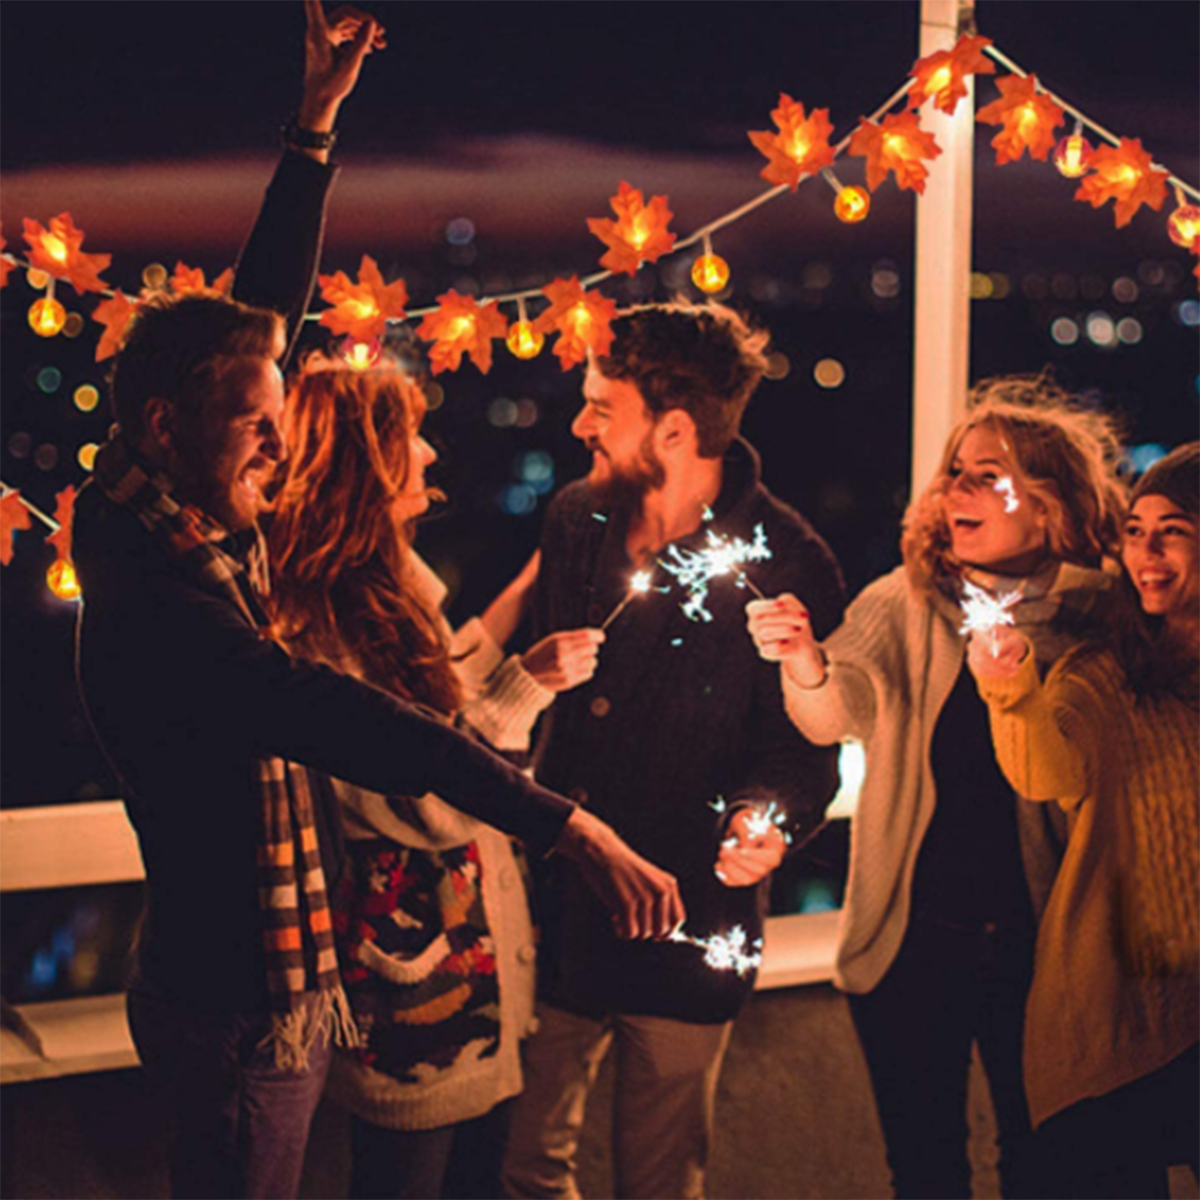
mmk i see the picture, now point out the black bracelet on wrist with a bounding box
[282,116,337,153]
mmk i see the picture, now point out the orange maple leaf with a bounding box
[318,255,408,342]
[748,96,837,190]
[93,292,142,363]
[22,213,111,295]
[0,227,13,290]
[587,182,677,277]
[848,110,943,194]
[1074,138,1171,229]
[416,291,508,375]
[212,268,235,295]
[46,486,77,566]
[169,262,234,296]
[533,277,619,371]
[975,74,1064,165]
[0,492,32,567]
[908,34,995,115]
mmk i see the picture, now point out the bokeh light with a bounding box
[813,358,846,389]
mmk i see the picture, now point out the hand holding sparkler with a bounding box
[745,594,828,688]
[966,623,1030,683]
[521,628,605,692]
[715,805,787,887]
[556,809,685,940]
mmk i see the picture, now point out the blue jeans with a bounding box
[127,989,331,1199]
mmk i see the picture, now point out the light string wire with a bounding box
[981,44,1200,203]
[0,479,61,532]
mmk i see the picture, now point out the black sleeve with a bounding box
[729,529,847,849]
[231,150,339,367]
[141,571,574,857]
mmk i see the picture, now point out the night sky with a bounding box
[1,1,1197,813]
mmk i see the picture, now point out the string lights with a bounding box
[2,33,1199,594]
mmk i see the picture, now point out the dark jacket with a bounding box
[73,153,572,1013]
[532,439,846,1023]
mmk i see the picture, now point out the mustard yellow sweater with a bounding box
[978,647,1199,1127]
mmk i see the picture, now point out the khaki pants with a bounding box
[502,1003,733,1200]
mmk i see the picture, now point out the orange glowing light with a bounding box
[587,182,676,276]
[691,253,730,294]
[41,235,69,265]
[28,296,66,337]
[1052,133,1093,178]
[506,321,545,360]
[1167,199,1200,248]
[342,337,382,371]
[834,186,871,223]
[46,558,81,601]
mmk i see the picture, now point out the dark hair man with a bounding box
[503,302,847,1200]
[71,9,680,1197]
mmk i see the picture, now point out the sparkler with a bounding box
[657,524,772,623]
[600,569,657,631]
[736,799,793,846]
[669,923,763,977]
[959,579,1023,655]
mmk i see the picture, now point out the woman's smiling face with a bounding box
[941,425,1049,573]
[1122,493,1199,621]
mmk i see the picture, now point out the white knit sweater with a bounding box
[781,561,1111,994]
[322,557,556,1131]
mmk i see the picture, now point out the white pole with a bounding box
[911,0,977,496]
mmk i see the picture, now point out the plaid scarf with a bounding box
[94,434,356,1069]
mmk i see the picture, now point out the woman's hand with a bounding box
[521,628,605,692]
[745,594,827,688]
[966,624,1030,683]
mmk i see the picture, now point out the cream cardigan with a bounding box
[781,562,1111,994]
[322,556,556,1131]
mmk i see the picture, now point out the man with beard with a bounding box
[503,303,846,1200]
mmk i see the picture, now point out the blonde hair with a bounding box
[902,374,1126,594]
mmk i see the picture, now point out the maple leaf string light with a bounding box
[1053,121,1094,179]
[1167,188,1200,248]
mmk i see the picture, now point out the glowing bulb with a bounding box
[926,66,953,98]
[1016,104,1040,140]
[46,559,82,602]
[570,302,592,333]
[41,234,68,265]
[341,336,382,371]
[788,135,812,163]
[834,186,870,224]
[1052,133,1093,178]
[506,320,544,360]
[26,269,50,290]
[28,297,66,337]
[691,253,730,295]
[1167,197,1200,248]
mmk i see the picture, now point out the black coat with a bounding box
[73,152,572,1012]
[532,439,846,1023]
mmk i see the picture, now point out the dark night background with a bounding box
[0,2,1196,996]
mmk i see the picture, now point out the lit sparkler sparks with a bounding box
[669,923,763,977]
[738,800,792,846]
[959,580,1022,655]
[658,524,772,623]
[994,476,1020,514]
[600,569,657,631]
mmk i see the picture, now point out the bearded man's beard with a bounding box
[588,432,666,514]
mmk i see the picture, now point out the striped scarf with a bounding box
[94,434,356,1069]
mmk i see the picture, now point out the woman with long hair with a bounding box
[968,442,1199,1198]
[268,358,601,1200]
[746,376,1126,1198]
